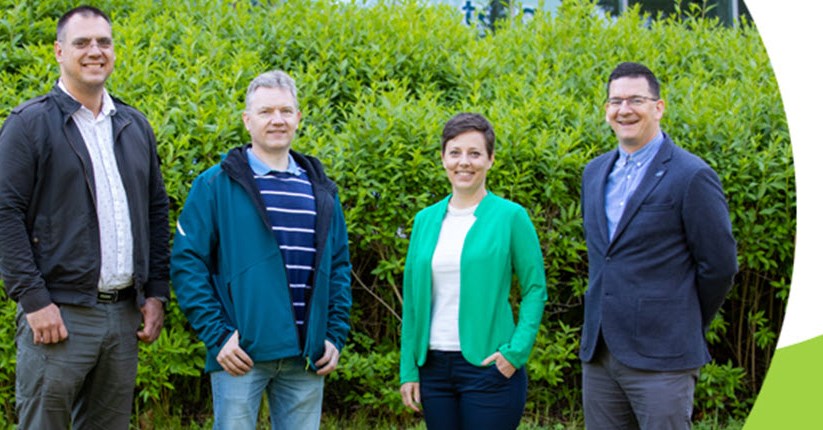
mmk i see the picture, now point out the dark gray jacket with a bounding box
[0,85,170,313]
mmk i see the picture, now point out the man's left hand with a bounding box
[137,297,165,343]
[315,340,340,376]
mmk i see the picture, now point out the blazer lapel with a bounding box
[608,138,674,248]
[593,151,618,247]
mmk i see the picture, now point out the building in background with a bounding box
[597,0,750,26]
[431,0,750,28]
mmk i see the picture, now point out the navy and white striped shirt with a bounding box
[247,149,317,343]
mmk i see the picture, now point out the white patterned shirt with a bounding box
[58,81,133,291]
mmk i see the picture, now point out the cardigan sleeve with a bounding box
[497,205,547,367]
[400,212,423,384]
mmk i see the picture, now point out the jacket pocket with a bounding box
[635,297,687,358]
[30,215,49,262]
[36,213,95,284]
[639,202,675,211]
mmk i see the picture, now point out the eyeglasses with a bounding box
[68,37,113,50]
[606,96,659,107]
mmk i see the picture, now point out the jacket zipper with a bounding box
[227,148,331,366]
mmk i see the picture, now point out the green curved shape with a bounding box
[745,335,823,428]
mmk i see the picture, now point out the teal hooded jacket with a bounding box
[171,145,352,373]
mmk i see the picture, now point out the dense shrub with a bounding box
[0,0,792,427]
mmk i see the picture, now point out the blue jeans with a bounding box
[210,357,324,430]
[419,350,527,430]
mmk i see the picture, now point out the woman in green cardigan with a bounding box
[399,113,548,429]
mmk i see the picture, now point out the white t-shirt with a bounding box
[428,203,478,351]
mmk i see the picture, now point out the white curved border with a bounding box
[746,1,823,348]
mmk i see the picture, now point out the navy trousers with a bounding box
[419,350,527,430]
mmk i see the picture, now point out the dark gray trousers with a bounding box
[582,342,699,430]
[15,301,142,430]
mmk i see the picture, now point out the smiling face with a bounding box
[441,130,494,197]
[55,14,114,95]
[606,76,665,153]
[243,86,302,157]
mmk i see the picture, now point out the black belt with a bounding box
[97,286,136,304]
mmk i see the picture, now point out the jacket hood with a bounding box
[220,144,338,195]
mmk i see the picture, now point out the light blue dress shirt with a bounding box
[246,148,301,176]
[605,132,664,240]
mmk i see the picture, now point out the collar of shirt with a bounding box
[57,80,116,119]
[616,131,664,168]
[246,148,302,176]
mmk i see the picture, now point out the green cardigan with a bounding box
[400,192,548,384]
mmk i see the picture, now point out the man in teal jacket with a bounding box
[171,70,352,429]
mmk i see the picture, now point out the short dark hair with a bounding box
[440,112,495,156]
[56,6,111,41]
[607,62,660,99]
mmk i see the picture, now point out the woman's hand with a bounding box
[481,351,515,378]
[400,382,422,412]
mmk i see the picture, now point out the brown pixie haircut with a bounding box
[440,112,495,156]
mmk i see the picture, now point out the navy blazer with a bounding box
[580,134,737,371]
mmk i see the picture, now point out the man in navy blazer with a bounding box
[580,62,738,430]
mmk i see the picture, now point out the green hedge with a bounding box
[0,0,792,427]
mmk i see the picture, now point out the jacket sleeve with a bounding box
[497,206,548,368]
[682,167,738,331]
[170,175,233,352]
[144,123,171,301]
[324,194,352,352]
[0,112,52,312]
[399,214,420,384]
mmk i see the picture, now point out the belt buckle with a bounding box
[97,290,118,304]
